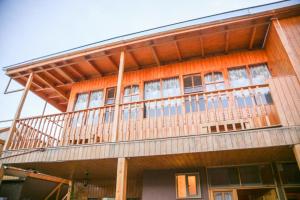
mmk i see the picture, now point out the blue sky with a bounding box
[0,0,280,127]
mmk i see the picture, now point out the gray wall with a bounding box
[142,168,209,200]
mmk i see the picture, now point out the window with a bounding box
[254,87,273,105]
[278,163,300,185]
[204,72,225,92]
[105,87,116,105]
[123,85,140,120]
[74,93,89,111]
[183,74,203,94]
[89,90,104,108]
[176,173,200,198]
[123,85,139,103]
[228,67,250,88]
[144,77,181,117]
[250,64,271,85]
[208,164,274,187]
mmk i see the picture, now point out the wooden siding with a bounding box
[268,76,300,126]
[67,50,268,111]
[2,126,300,164]
[265,22,295,77]
[277,16,300,81]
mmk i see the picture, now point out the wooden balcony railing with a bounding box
[8,84,281,150]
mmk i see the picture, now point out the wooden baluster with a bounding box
[26,118,38,149]
[11,120,23,150]
[18,118,32,149]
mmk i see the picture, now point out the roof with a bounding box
[3,0,300,111]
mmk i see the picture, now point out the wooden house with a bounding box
[1,1,300,199]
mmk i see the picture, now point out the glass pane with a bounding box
[74,93,88,111]
[206,84,215,92]
[106,88,116,105]
[208,167,239,186]
[256,87,273,105]
[184,75,202,94]
[279,163,300,184]
[224,192,233,200]
[176,175,187,198]
[89,91,103,108]
[229,67,250,88]
[234,91,245,108]
[123,85,139,103]
[187,175,197,196]
[239,166,261,185]
[194,75,202,87]
[205,73,213,83]
[250,64,271,85]
[184,76,193,88]
[199,96,206,111]
[221,95,228,108]
[162,77,180,97]
[216,82,225,90]
[260,165,274,184]
[214,192,223,200]
[144,80,161,100]
[215,72,224,81]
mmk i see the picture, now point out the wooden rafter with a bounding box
[174,40,182,61]
[249,26,257,49]
[67,64,87,80]
[54,66,75,83]
[150,42,161,66]
[126,47,140,68]
[84,59,103,76]
[34,74,69,101]
[225,31,230,53]
[199,36,205,57]
[104,51,118,70]
[40,68,65,85]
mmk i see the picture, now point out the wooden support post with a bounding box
[0,164,4,185]
[67,180,73,200]
[271,163,287,200]
[293,144,300,169]
[44,182,63,200]
[115,158,128,200]
[112,51,125,142]
[3,73,33,151]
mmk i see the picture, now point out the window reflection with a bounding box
[205,72,225,92]
[250,64,271,85]
[229,67,250,88]
[74,93,88,111]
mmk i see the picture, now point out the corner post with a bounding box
[115,157,128,200]
[293,144,300,169]
[112,51,125,142]
[3,73,34,151]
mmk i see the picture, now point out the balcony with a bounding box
[7,82,281,151]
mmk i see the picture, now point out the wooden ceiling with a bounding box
[4,4,300,112]
[7,146,295,180]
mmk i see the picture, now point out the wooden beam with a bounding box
[112,51,125,142]
[35,73,69,101]
[4,73,33,150]
[199,36,205,57]
[85,59,103,76]
[225,31,229,53]
[115,158,128,200]
[67,64,87,80]
[126,47,140,68]
[54,67,75,83]
[249,26,257,49]
[40,69,65,85]
[150,42,161,66]
[293,144,300,169]
[174,40,182,61]
[105,52,118,71]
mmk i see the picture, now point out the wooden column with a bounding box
[272,18,300,82]
[272,163,287,200]
[115,157,128,200]
[3,73,34,150]
[0,164,4,184]
[66,180,73,200]
[293,144,300,169]
[112,51,125,142]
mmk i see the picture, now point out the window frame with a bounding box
[182,73,203,94]
[175,172,201,199]
[73,89,104,111]
[204,71,225,92]
[123,84,140,103]
[143,76,181,100]
[105,86,117,105]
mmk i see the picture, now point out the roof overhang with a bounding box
[3,0,300,112]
